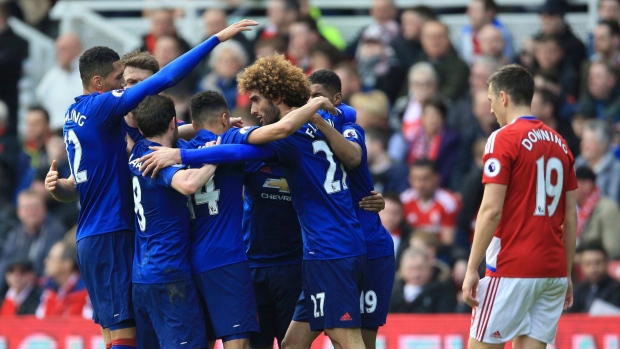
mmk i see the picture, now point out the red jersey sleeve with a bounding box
[482,129,515,185]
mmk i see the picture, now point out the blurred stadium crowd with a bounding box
[0,0,619,319]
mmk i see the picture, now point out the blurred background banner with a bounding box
[0,315,618,349]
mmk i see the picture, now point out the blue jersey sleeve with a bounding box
[343,124,365,148]
[155,164,185,188]
[221,126,260,144]
[97,36,221,128]
[180,144,277,166]
[337,103,357,124]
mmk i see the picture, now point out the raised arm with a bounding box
[311,115,361,169]
[245,97,336,144]
[109,20,258,118]
[171,164,217,195]
[45,160,79,202]
[138,144,277,177]
[563,189,577,310]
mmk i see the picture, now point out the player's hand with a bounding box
[314,96,337,116]
[216,19,258,42]
[204,137,221,148]
[564,277,574,310]
[138,146,182,178]
[360,190,385,212]
[45,160,59,192]
[230,117,243,128]
[462,269,480,308]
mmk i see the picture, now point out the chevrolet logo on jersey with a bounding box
[263,178,290,193]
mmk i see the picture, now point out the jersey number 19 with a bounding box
[534,156,564,217]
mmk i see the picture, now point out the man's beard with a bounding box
[261,100,281,126]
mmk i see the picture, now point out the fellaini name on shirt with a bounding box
[521,128,568,154]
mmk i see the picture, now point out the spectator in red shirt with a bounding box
[400,159,460,244]
[36,241,89,318]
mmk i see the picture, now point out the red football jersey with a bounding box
[482,117,577,278]
[400,188,460,235]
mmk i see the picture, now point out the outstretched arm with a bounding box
[105,20,258,121]
[245,97,336,144]
[138,144,277,176]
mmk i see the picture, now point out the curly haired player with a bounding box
[138,54,365,349]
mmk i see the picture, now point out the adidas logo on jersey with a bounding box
[340,312,353,321]
[490,331,502,339]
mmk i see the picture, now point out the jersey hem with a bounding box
[76,228,134,242]
[248,259,302,268]
[303,251,366,261]
[366,251,395,260]
[191,258,248,274]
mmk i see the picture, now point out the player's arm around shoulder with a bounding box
[171,164,217,196]
[246,97,337,144]
[45,160,79,202]
[312,116,362,169]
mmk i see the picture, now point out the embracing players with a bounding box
[462,64,577,349]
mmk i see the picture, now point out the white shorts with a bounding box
[470,276,568,344]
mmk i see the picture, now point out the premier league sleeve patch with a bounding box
[343,129,358,139]
[484,158,501,177]
[112,89,125,97]
[239,126,252,134]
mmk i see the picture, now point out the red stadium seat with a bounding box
[607,260,620,282]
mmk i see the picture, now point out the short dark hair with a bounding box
[405,5,436,20]
[79,46,120,88]
[293,15,319,33]
[422,96,447,121]
[477,0,498,12]
[535,34,562,48]
[282,0,301,13]
[190,91,229,126]
[121,50,160,74]
[27,106,50,124]
[411,158,438,174]
[310,41,343,67]
[135,95,176,138]
[487,64,534,107]
[575,166,597,182]
[598,19,620,37]
[308,69,342,96]
[577,241,608,258]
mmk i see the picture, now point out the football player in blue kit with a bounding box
[304,70,396,349]
[139,89,337,349]
[129,95,216,349]
[43,20,257,349]
[139,54,367,349]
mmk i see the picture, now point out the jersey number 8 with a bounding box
[534,156,564,217]
[132,177,146,232]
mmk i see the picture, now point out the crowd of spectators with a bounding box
[1,0,620,316]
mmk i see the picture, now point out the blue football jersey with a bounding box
[122,118,144,145]
[185,128,255,273]
[242,161,302,267]
[128,139,192,283]
[342,124,394,259]
[256,123,366,260]
[64,91,139,241]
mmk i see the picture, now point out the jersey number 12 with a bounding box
[65,130,87,184]
[534,156,564,217]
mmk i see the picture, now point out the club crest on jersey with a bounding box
[343,129,358,139]
[484,158,501,177]
[239,126,252,134]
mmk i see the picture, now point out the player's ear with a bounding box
[92,75,103,90]
[221,112,229,126]
[274,96,283,106]
[334,92,342,106]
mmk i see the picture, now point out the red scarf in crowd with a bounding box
[577,188,600,237]
[407,129,442,165]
